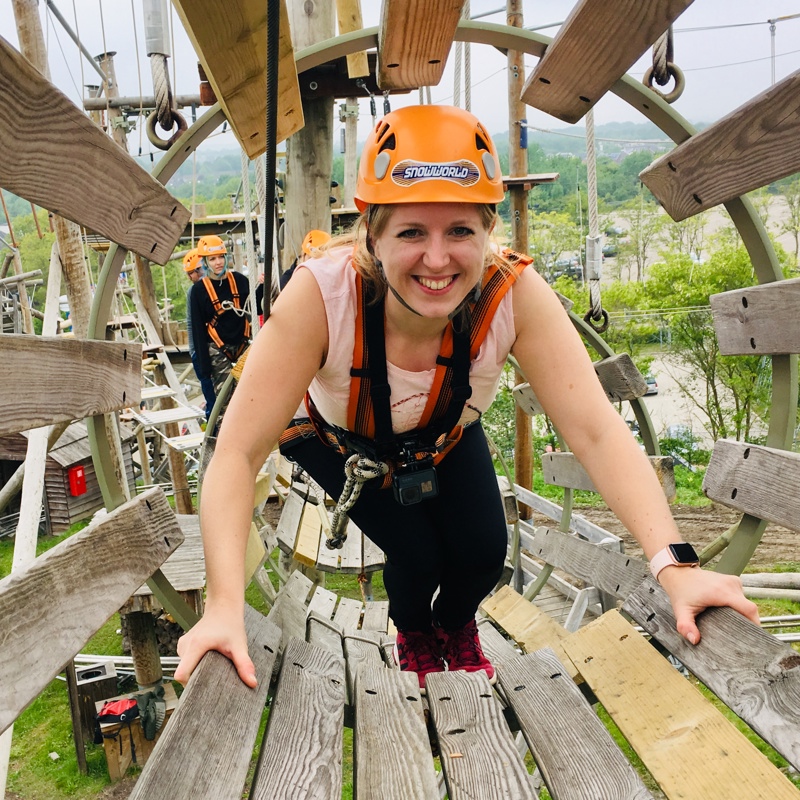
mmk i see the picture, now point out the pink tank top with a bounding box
[294,246,517,434]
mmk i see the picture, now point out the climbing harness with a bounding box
[643,26,685,104]
[280,251,531,548]
[201,273,251,361]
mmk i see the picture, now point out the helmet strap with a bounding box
[376,260,423,317]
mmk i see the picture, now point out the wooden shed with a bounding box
[0,421,136,534]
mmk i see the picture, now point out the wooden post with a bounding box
[125,611,163,688]
[136,426,153,486]
[507,0,533,519]
[64,662,88,775]
[283,0,335,269]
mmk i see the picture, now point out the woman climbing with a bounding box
[175,105,758,690]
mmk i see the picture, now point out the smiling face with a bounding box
[371,203,492,321]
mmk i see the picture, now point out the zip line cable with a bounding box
[70,0,85,101]
[130,0,145,155]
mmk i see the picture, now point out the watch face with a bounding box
[669,542,699,564]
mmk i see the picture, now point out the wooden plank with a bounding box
[594,353,648,402]
[353,666,439,799]
[0,488,181,735]
[171,0,303,160]
[343,631,384,703]
[562,611,800,800]
[703,439,800,531]
[0,336,141,436]
[623,577,800,771]
[427,670,535,800]
[294,502,322,567]
[315,503,340,571]
[307,585,338,620]
[512,381,545,416]
[710,278,800,356]
[338,519,364,573]
[530,527,649,600]
[335,0,370,78]
[275,490,304,554]
[128,607,280,800]
[640,68,800,221]
[281,569,315,605]
[542,452,676,501]
[307,611,344,658]
[476,617,520,669]
[252,638,345,800]
[498,649,653,800]
[0,37,190,264]
[361,601,390,633]
[334,597,363,631]
[520,0,695,124]
[480,586,578,680]
[362,532,385,572]
[377,0,467,90]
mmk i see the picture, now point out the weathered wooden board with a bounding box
[562,611,800,800]
[361,600,390,633]
[499,649,653,800]
[339,519,364,573]
[512,381,545,416]
[307,585,339,620]
[481,586,578,680]
[334,596,363,630]
[128,607,280,800]
[353,666,439,799]
[427,670,535,800]
[710,278,800,355]
[0,37,189,264]
[624,577,800,771]
[252,638,345,800]
[294,501,322,567]
[530,527,649,600]
[0,488,181,735]
[171,0,303,159]
[1,336,141,436]
[335,0,370,78]
[275,490,305,554]
[343,631,384,703]
[378,0,467,90]
[641,68,800,221]
[476,617,520,669]
[703,439,800,530]
[594,353,648,401]
[542,452,676,500]
[520,0,695,123]
[307,611,344,658]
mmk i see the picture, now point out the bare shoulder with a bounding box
[511,265,572,338]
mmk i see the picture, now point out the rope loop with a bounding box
[146,108,188,150]
[326,454,389,550]
[642,62,685,104]
[651,27,674,86]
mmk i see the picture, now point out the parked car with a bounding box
[602,242,618,257]
[644,375,658,395]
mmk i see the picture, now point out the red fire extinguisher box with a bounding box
[68,465,87,497]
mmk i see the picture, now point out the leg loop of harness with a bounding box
[326,454,388,550]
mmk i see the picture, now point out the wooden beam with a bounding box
[520,0,695,124]
[710,277,800,356]
[0,336,141,436]
[0,488,182,736]
[0,36,190,265]
[335,0,369,78]
[378,0,467,90]
[128,607,281,800]
[501,172,560,192]
[641,69,800,221]
[171,0,303,159]
[703,440,800,531]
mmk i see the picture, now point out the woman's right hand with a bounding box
[174,604,257,688]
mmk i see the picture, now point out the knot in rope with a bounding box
[326,454,389,550]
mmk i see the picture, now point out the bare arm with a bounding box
[175,268,328,684]
[510,268,758,641]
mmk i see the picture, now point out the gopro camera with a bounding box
[392,458,439,506]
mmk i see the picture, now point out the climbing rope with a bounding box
[240,149,261,335]
[583,109,608,333]
[643,25,685,104]
[327,455,388,550]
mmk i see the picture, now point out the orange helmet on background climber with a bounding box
[354,105,505,212]
[302,229,331,255]
[196,235,227,257]
[182,248,201,273]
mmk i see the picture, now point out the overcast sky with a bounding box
[2,0,799,157]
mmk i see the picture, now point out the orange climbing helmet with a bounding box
[302,229,331,255]
[182,248,201,273]
[354,105,505,212]
[196,235,227,257]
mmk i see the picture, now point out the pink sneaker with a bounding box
[434,619,496,683]
[393,628,446,691]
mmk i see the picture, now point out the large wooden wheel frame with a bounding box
[88,21,796,580]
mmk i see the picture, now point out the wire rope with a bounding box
[46,7,81,96]
[129,0,145,154]
[70,0,85,102]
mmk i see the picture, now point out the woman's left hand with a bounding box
[657,566,760,644]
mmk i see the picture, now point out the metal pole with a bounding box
[44,0,108,83]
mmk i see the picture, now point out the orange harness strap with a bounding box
[202,273,251,350]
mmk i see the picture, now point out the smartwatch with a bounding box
[649,542,699,580]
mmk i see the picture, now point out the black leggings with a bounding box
[282,423,508,631]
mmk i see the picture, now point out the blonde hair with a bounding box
[323,204,515,302]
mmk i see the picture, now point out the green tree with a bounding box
[776,177,800,267]
[528,211,581,274]
[616,192,665,282]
